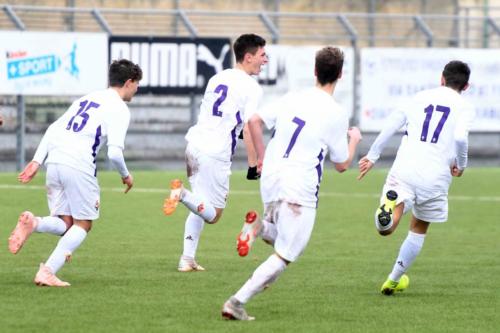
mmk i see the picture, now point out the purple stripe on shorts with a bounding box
[91,125,102,177]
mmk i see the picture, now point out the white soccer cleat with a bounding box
[222,296,255,321]
[34,263,70,287]
[177,255,205,272]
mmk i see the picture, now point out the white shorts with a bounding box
[46,163,100,220]
[263,201,316,262]
[186,143,231,209]
[381,174,448,223]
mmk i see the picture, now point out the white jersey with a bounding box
[259,87,349,208]
[185,68,263,162]
[367,86,475,191]
[40,88,130,177]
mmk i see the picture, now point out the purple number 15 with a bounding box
[66,100,100,132]
[420,104,450,143]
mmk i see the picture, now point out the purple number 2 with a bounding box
[66,100,100,132]
[420,104,450,143]
[283,116,306,158]
[212,84,228,117]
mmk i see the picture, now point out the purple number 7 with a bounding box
[283,116,306,158]
[420,104,450,143]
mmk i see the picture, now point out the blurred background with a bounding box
[1,0,499,171]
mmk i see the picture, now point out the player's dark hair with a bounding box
[442,60,470,91]
[233,34,266,63]
[109,59,142,87]
[315,46,344,86]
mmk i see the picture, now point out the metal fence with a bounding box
[2,4,500,47]
[1,4,500,170]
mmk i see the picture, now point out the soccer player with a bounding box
[8,59,142,287]
[162,34,268,272]
[357,60,475,295]
[221,46,362,320]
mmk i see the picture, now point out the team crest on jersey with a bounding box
[95,200,100,211]
[197,203,205,213]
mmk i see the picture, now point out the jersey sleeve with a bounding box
[454,104,475,169]
[326,111,349,163]
[107,145,130,177]
[366,105,407,163]
[32,123,55,164]
[106,104,130,150]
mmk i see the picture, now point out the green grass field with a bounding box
[0,168,499,333]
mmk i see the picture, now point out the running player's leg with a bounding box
[380,190,447,295]
[381,216,429,295]
[236,202,277,257]
[224,202,315,320]
[178,152,229,271]
[375,175,414,236]
[35,165,98,286]
[8,165,70,254]
[164,146,219,222]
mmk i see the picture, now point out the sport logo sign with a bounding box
[109,36,231,95]
[6,43,79,80]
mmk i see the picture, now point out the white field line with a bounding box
[0,184,499,202]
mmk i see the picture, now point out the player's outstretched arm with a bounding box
[18,161,40,183]
[108,145,132,193]
[334,127,362,173]
[247,114,266,174]
[242,124,260,180]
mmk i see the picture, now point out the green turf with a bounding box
[0,168,499,332]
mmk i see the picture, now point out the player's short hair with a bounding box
[315,46,344,85]
[233,34,266,63]
[442,60,470,91]
[109,59,142,87]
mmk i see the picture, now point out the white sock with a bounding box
[389,231,426,281]
[260,220,277,245]
[35,216,67,235]
[181,189,217,222]
[234,254,287,304]
[45,225,87,274]
[182,213,205,259]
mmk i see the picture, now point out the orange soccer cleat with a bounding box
[163,179,184,215]
[8,211,38,254]
[237,211,262,257]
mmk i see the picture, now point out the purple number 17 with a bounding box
[420,104,450,143]
[283,116,306,158]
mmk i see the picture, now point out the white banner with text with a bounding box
[361,48,500,131]
[258,45,354,117]
[0,31,108,96]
